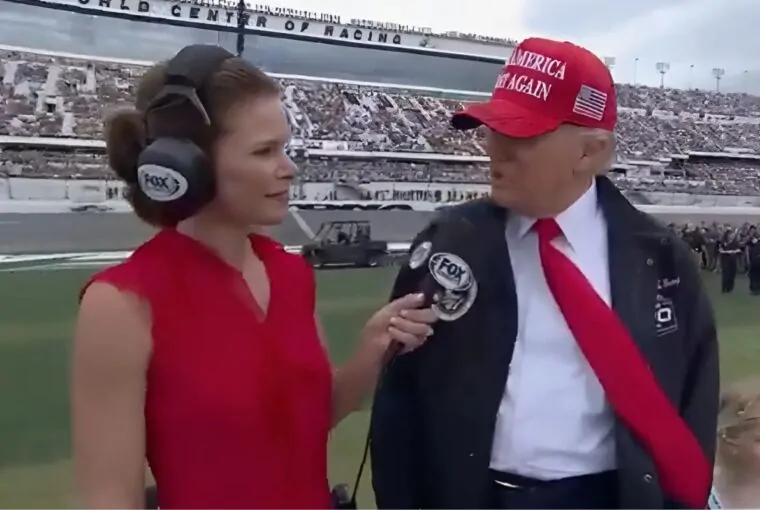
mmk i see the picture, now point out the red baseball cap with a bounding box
[452,37,617,138]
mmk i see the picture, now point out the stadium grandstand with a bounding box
[1,0,760,209]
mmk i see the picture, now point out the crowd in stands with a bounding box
[3,149,760,200]
[2,48,760,197]
[1,149,108,180]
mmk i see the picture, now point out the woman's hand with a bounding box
[361,293,438,356]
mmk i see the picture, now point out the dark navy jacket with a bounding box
[370,176,719,509]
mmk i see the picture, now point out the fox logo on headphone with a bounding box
[137,164,189,202]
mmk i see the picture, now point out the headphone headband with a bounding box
[136,45,234,221]
[165,45,235,91]
[146,45,235,131]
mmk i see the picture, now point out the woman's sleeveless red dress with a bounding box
[83,229,333,509]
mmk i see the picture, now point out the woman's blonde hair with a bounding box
[716,378,760,478]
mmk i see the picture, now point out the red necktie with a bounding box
[533,218,710,508]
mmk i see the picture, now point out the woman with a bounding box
[70,45,436,509]
[710,378,760,508]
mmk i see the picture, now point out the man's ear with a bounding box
[575,129,614,176]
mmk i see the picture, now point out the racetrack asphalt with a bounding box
[1,208,758,254]
[0,210,435,254]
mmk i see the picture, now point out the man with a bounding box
[718,229,741,293]
[746,226,760,295]
[682,225,705,269]
[704,226,719,272]
[370,37,718,509]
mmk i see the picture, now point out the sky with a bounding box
[265,0,759,93]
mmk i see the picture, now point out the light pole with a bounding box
[633,57,639,84]
[712,68,725,93]
[655,61,670,89]
[689,64,694,89]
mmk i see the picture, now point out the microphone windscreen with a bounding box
[384,216,481,363]
[409,216,481,321]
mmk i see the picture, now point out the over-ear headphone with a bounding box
[136,44,235,222]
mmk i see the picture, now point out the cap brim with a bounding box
[451,99,563,139]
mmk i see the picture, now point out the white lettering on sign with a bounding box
[74,0,404,45]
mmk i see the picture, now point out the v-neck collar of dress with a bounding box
[160,228,281,323]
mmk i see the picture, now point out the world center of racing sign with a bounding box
[71,0,404,45]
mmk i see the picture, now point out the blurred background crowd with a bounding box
[1,48,760,198]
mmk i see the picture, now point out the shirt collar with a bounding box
[508,181,599,250]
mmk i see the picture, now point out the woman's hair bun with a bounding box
[104,108,147,184]
[103,107,178,228]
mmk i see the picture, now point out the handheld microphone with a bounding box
[384,215,480,362]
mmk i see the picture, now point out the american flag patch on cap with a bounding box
[572,85,607,121]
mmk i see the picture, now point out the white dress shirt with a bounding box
[489,181,617,479]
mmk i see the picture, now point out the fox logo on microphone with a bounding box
[428,252,477,321]
[428,253,474,291]
[137,164,189,202]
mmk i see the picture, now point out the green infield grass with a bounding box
[0,265,758,507]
